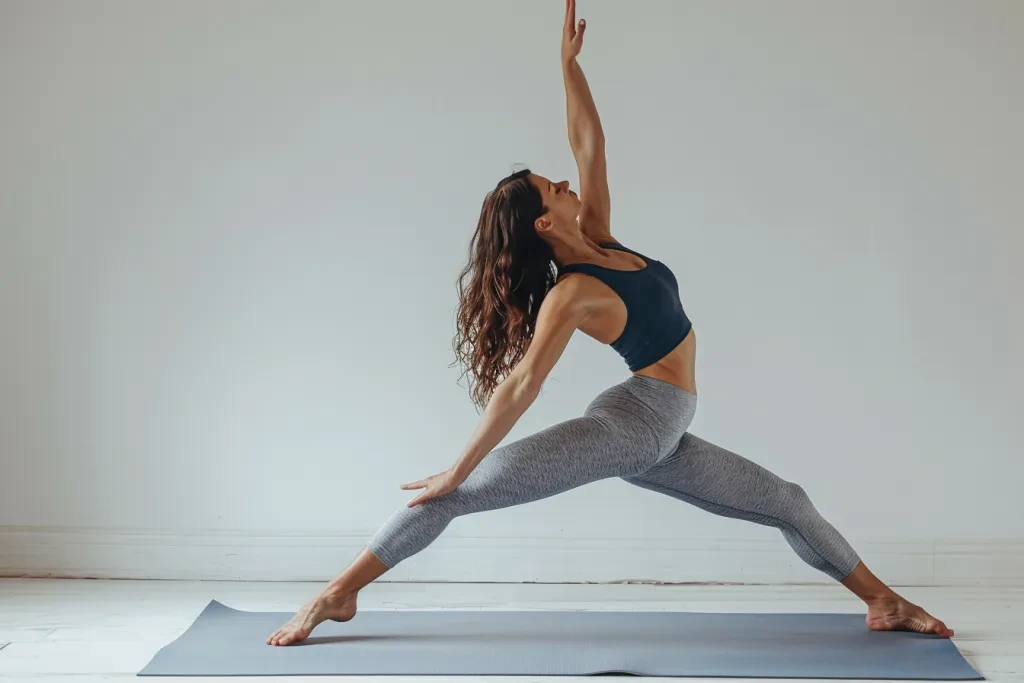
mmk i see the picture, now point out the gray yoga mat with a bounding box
[139,600,982,679]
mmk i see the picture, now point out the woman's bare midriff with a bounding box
[634,328,697,395]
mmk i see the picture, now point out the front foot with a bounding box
[866,596,953,638]
[266,589,358,646]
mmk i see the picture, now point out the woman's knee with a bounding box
[779,481,820,520]
[784,481,809,502]
[402,497,458,528]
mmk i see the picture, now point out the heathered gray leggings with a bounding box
[368,376,860,581]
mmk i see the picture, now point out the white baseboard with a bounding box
[1,526,1021,586]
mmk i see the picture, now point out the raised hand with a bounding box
[400,469,465,507]
[562,0,586,64]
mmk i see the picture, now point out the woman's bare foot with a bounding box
[866,596,953,638]
[266,589,358,646]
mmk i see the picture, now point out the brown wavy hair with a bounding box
[453,169,557,407]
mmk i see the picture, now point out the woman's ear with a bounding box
[534,215,553,233]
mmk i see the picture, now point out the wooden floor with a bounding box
[0,579,1020,681]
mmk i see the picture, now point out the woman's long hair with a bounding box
[453,169,557,408]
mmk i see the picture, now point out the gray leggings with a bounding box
[369,376,860,581]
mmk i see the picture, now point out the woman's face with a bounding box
[528,173,580,235]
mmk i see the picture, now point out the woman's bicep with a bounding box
[574,143,612,242]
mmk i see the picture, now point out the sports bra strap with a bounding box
[600,241,647,259]
[558,262,604,277]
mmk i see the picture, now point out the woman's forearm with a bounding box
[450,374,539,481]
[563,57,605,154]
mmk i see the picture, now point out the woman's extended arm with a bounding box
[562,0,612,242]
[401,279,589,506]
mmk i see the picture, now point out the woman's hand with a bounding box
[561,0,586,64]
[400,469,465,507]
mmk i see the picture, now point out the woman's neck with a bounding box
[549,230,598,267]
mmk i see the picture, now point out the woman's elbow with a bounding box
[570,126,604,152]
[572,137,606,164]
[515,372,545,402]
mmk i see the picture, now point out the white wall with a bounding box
[2,0,1022,583]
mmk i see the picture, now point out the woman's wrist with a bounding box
[450,460,474,483]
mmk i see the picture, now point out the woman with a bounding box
[268,0,951,646]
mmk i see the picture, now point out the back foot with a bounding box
[867,596,953,638]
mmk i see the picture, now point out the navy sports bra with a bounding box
[560,242,692,372]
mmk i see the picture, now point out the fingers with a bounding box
[400,480,426,490]
[564,0,575,29]
[576,18,586,42]
[407,490,434,508]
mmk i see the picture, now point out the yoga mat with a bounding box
[139,600,982,679]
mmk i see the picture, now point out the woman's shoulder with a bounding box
[549,268,613,316]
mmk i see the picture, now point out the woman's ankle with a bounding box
[321,581,358,601]
[840,561,900,605]
[317,548,389,603]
